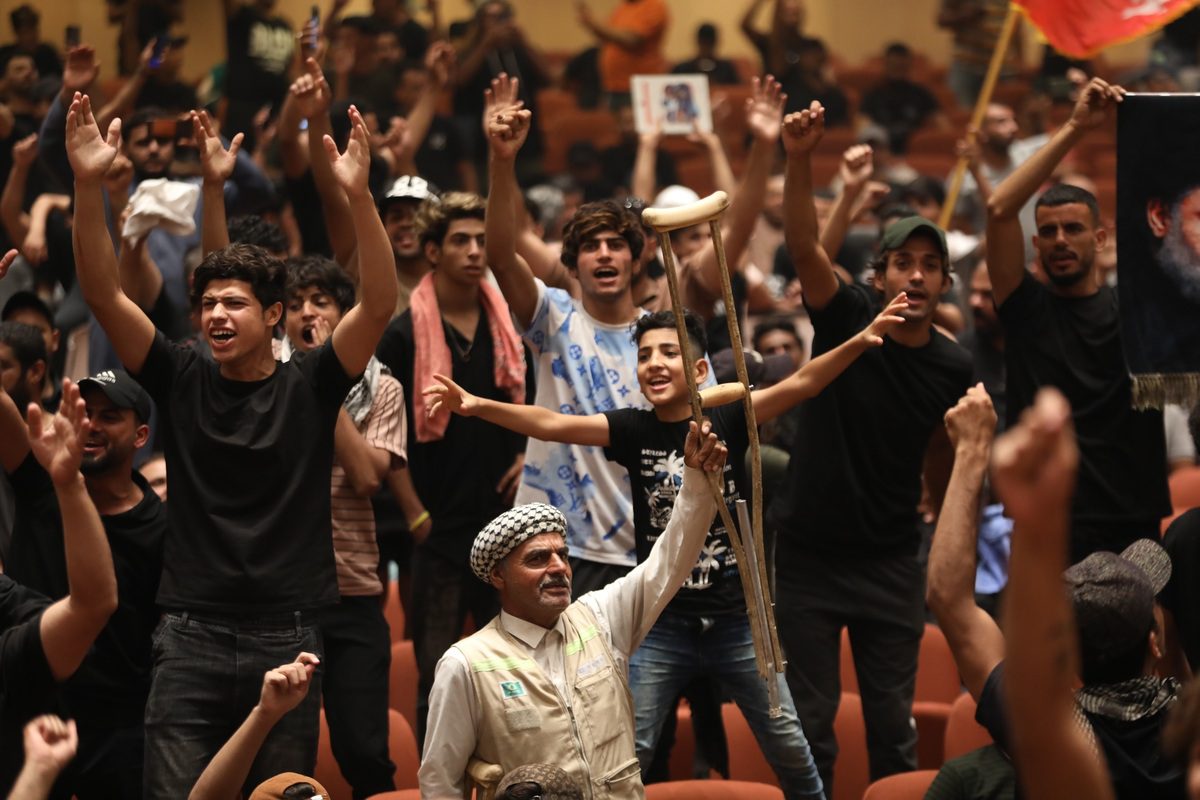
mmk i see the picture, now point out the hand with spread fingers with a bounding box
[193,109,243,187]
[858,292,909,346]
[745,74,786,143]
[27,379,90,488]
[323,105,373,199]
[65,93,122,183]
[424,373,481,418]
[781,101,826,156]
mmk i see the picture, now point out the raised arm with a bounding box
[740,0,769,44]
[926,384,1006,700]
[752,292,906,422]
[117,230,164,312]
[324,106,399,378]
[275,79,309,179]
[67,93,156,375]
[484,74,540,329]
[689,76,785,297]
[819,144,873,258]
[298,57,358,269]
[986,78,1124,304]
[188,653,320,800]
[993,388,1113,800]
[193,109,243,256]
[631,125,663,202]
[1,134,38,246]
[22,194,72,268]
[32,380,119,681]
[96,42,155,134]
[782,101,840,310]
[424,374,610,446]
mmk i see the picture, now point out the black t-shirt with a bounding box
[375,311,526,564]
[603,403,749,617]
[770,280,973,560]
[415,116,468,192]
[977,662,1185,800]
[960,329,1007,434]
[134,332,355,612]
[860,79,940,145]
[225,6,296,104]
[671,57,741,85]
[1163,509,1200,671]
[998,274,1170,533]
[284,171,332,257]
[135,78,199,113]
[5,456,164,723]
[0,576,54,794]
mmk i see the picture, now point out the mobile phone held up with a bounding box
[149,33,169,69]
[305,6,320,56]
[65,25,81,49]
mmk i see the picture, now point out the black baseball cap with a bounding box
[77,369,153,422]
[878,216,949,261]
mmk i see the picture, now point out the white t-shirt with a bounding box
[517,281,648,567]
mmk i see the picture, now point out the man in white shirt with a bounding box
[418,422,725,799]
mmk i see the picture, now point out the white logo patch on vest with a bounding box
[500,680,525,698]
[576,655,605,678]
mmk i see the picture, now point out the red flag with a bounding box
[1014,0,1200,58]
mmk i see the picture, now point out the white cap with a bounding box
[652,184,701,209]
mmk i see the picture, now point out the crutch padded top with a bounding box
[642,191,730,232]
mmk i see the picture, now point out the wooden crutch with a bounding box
[642,190,787,715]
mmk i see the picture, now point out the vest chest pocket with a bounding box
[504,705,542,732]
[575,666,626,749]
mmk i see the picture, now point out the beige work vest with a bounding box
[452,603,643,800]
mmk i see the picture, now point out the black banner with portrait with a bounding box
[1117,93,1200,408]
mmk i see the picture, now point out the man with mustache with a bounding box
[985,77,1169,562]
[418,423,725,799]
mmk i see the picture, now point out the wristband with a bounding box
[409,510,430,532]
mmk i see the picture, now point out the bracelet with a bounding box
[409,510,430,532]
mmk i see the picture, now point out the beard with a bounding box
[1043,254,1091,288]
[1157,217,1200,304]
[80,450,117,476]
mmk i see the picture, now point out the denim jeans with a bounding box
[142,611,324,800]
[629,611,825,800]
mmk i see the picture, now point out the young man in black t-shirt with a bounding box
[374,192,527,747]
[67,95,397,798]
[0,378,120,795]
[985,77,1169,562]
[774,103,974,794]
[423,302,906,797]
[223,0,296,145]
[1,368,165,800]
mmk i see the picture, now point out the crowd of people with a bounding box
[0,1,1198,799]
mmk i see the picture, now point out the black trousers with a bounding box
[775,548,924,797]
[320,596,395,799]
[411,545,499,747]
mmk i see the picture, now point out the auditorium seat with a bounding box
[388,640,418,732]
[943,692,994,762]
[862,769,939,799]
[317,708,420,798]
[645,780,784,799]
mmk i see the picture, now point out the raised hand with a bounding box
[65,93,121,183]
[944,383,997,451]
[193,109,243,186]
[1069,77,1125,132]
[257,652,320,720]
[322,105,372,199]
[425,40,455,90]
[858,292,908,346]
[745,74,786,143]
[424,373,480,418]
[839,143,873,189]
[990,388,1077,526]
[483,73,531,161]
[21,229,48,266]
[61,46,99,98]
[290,57,332,120]
[781,101,825,156]
[22,715,78,774]
[27,379,90,488]
[955,126,981,166]
[11,132,38,168]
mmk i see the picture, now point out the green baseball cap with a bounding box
[879,216,949,260]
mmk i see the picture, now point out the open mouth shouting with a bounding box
[209,327,236,351]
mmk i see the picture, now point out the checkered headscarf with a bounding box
[471,503,567,583]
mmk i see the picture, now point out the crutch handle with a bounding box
[699,382,747,408]
[642,190,730,232]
